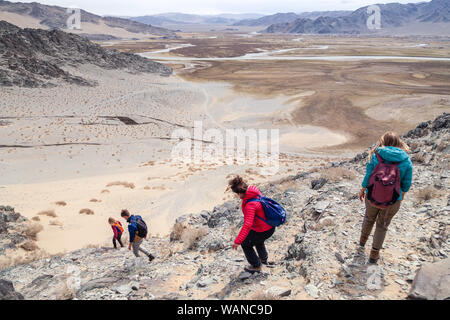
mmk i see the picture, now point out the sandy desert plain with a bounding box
[0,30,449,261]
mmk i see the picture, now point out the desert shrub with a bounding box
[408,141,419,151]
[31,216,40,222]
[20,240,39,251]
[83,243,101,249]
[79,208,94,215]
[37,210,57,218]
[24,222,43,240]
[320,167,356,181]
[251,290,280,300]
[309,167,320,173]
[181,227,208,250]
[0,249,48,270]
[436,141,448,152]
[415,186,443,203]
[170,222,186,242]
[101,189,110,194]
[13,250,48,267]
[49,220,63,227]
[106,181,135,189]
[55,201,67,206]
[89,199,101,202]
[0,255,12,270]
[413,153,425,163]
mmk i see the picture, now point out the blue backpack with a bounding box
[245,196,287,227]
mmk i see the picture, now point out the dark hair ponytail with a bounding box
[228,175,248,194]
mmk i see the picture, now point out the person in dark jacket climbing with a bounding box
[229,176,275,273]
[358,131,413,264]
[121,209,154,261]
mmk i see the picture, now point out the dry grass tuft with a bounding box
[20,240,39,251]
[413,153,425,163]
[49,220,63,227]
[436,141,448,152]
[37,209,57,218]
[170,222,186,242]
[55,201,67,206]
[319,167,356,182]
[181,227,208,250]
[414,186,443,203]
[251,290,280,300]
[106,181,135,189]
[79,208,94,215]
[23,222,44,240]
[83,243,101,249]
[0,249,49,270]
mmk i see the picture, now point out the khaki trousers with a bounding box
[360,197,401,250]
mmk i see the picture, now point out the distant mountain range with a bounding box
[233,11,352,26]
[263,0,450,34]
[0,0,176,39]
[129,12,265,26]
[1,0,448,36]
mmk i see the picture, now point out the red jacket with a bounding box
[111,221,124,239]
[234,186,272,245]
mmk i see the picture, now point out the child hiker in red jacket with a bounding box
[108,217,124,249]
[229,176,275,273]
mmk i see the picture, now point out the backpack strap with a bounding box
[375,151,384,164]
[245,197,267,223]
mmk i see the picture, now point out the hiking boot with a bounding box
[244,265,262,273]
[369,248,380,264]
[359,235,368,247]
[260,259,275,267]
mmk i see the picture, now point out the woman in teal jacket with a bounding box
[358,131,413,263]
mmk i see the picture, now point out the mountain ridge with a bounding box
[263,0,450,34]
[0,0,176,38]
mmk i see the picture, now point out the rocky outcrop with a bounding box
[408,258,450,300]
[0,21,172,87]
[0,279,24,300]
[0,206,46,267]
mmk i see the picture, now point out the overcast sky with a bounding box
[8,0,431,16]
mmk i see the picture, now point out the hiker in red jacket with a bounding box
[108,217,124,249]
[229,176,275,273]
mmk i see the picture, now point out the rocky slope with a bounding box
[0,113,448,300]
[264,0,450,34]
[0,0,175,37]
[0,21,172,87]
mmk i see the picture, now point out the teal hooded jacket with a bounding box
[362,146,413,201]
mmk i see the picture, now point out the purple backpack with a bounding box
[367,152,401,208]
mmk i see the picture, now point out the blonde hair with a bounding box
[108,217,116,224]
[368,131,409,163]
